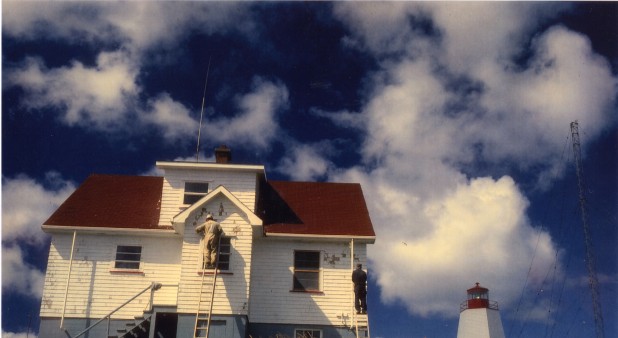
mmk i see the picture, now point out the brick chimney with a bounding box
[215,145,232,164]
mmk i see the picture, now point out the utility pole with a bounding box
[570,121,605,338]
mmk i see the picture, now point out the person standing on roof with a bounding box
[352,263,368,314]
[196,214,223,269]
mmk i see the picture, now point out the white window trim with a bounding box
[292,250,322,292]
[111,244,143,273]
[182,181,211,206]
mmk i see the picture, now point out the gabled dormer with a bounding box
[155,148,265,230]
[171,185,263,236]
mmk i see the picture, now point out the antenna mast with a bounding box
[196,57,212,162]
[570,120,605,338]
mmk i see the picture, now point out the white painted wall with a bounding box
[457,308,506,338]
[40,233,181,319]
[248,238,367,327]
[176,196,254,315]
[158,168,259,228]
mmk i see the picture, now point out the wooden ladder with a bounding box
[193,238,221,338]
[354,313,370,338]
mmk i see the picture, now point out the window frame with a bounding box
[292,250,321,292]
[294,329,322,338]
[113,245,142,270]
[183,181,210,205]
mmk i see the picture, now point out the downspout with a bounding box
[350,238,355,320]
[60,231,77,328]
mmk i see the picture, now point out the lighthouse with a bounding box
[456,283,506,338]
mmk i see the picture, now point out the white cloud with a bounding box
[387,176,556,316]
[2,2,253,52]
[202,78,289,149]
[1,173,73,300]
[141,93,199,141]
[7,55,288,148]
[427,2,549,75]
[2,245,46,299]
[2,331,37,338]
[3,2,260,145]
[325,2,616,319]
[7,52,138,130]
[2,173,75,245]
[278,144,331,181]
[459,27,616,177]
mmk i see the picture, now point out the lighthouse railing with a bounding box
[459,300,499,312]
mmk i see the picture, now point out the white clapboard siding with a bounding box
[177,196,253,315]
[249,238,367,326]
[158,169,259,227]
[40,233,182,319]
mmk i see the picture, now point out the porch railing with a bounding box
[63,282,162,338]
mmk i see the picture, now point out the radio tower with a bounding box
[570,121,605,338]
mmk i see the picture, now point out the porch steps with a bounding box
[108,313,151,338]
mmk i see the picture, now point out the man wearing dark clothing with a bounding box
[352,263,368,314]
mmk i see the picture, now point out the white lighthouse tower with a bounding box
[457,283,506,338]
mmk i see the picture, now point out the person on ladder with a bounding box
[196,214,223,269]
[352,263,368,314]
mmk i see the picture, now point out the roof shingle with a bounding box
[44,174,164,230]
[260,181,376,237]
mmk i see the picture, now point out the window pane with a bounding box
[185,182,209,193]
[202,237,232,271]
[115,245,141,269]
[117,246,141,254]
[293,271,319,291]
[115,252,141,261]
[183,194,204,205]
[294,251,320,269]
[218,237,231,270]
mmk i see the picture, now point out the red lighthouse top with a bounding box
[460,283,499,312]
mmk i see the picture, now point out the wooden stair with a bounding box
[108,313,151,338]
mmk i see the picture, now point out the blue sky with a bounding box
[2,2,617,338]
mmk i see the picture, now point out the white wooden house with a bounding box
[39,147,376,338]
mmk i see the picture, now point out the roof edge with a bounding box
[156,161,264,172]
[264,232,375,242]
[42,225,178,237]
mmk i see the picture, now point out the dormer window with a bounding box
[184,182,209,205]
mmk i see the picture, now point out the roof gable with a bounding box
[260,181,376,239]
[43,174,165,230]
[172,185,262,234]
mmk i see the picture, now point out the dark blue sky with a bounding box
[3,2,617,338]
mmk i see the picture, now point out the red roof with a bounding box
[467,283,489,294]
[260,181,375,237]
[44,174,376,237]
[44,174,165,230]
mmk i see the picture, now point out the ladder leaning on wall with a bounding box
[355,312,370,338]
[350,238,370,338]
[193,237,221,338]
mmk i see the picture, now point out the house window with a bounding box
[115,245,142,269]
[184,182,209,205]
[201,237,231,271]
[293,251,320,291]
[295,329,321,338]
